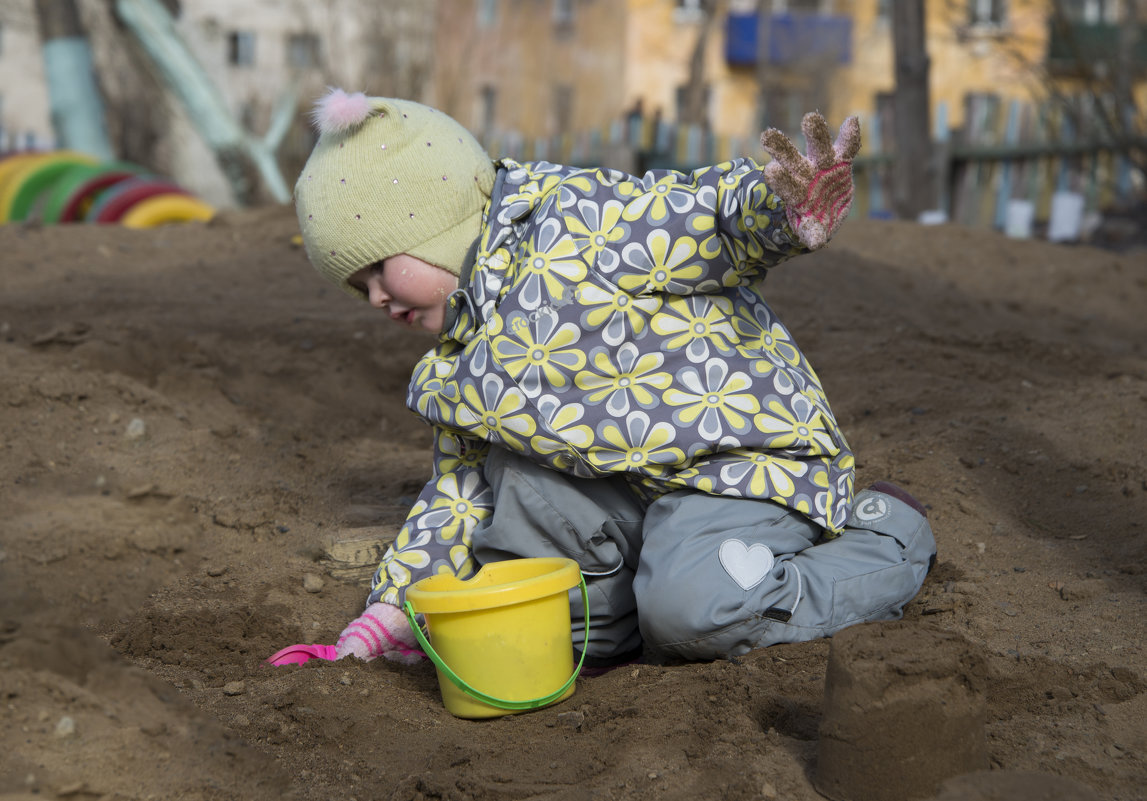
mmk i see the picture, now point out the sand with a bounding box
[1,205,1144,801]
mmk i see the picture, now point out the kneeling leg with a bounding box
[634,488,935,660]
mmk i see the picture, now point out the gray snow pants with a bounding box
[470,448,937,662]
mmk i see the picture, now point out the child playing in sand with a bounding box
[286,88,936,667]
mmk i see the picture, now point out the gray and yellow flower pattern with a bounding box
[368,158,855,607]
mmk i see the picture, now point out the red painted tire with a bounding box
[86,178,189,224]
[47,162,149,223]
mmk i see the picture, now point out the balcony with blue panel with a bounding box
[725,12,852,66]
[1045,19,1147,74]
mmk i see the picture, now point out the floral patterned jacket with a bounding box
[367,158,855,607]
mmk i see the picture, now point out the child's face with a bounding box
[348,254,458,333]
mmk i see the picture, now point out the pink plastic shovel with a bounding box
[266,643,339,666]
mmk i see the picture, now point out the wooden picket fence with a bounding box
[479,92,1144,242]
[853,93,1145,240]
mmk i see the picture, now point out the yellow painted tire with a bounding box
[119,194,215,228]
[0,153,50,219]
[0,151,98,222]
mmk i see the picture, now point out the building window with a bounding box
[772,0,832,11]
[228,31,255,66]
[788,0,825,13]
[1059,0,1116,23]
[287,33,320,69]
[968,0,1006,26]
[554,0,573,27]
[675,0,705,23]
[478,0,498,26]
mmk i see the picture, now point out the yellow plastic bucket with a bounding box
[403,557,588,719]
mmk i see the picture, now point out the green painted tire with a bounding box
[2,151,99,222]
[40,161,148,224]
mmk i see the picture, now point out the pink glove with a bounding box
[760,112,861,250]
[335,602,425,665]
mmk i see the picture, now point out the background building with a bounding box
[0,0,435,206]
[1,0,1142,210]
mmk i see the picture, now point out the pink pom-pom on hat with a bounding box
[311,88,373,136]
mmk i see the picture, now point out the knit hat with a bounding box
[294,89,496,298]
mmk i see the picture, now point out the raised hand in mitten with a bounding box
[760,112,861,250]
[335,602,425,665]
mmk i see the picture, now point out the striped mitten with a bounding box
[335,602,425,665]
[760,113,861,251]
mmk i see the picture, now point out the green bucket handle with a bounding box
[403,572,590,712]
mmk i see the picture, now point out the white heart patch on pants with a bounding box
[718,539,775,591]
